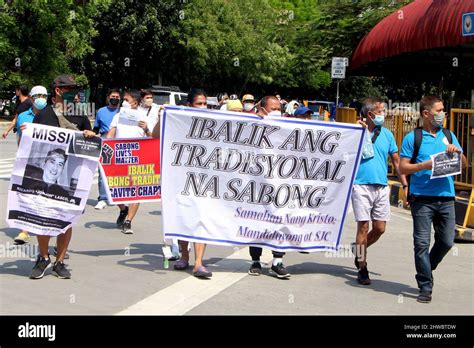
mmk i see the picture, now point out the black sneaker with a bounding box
[52,246,70,260]
[116,207,129,227]
[121,220,133,234]
[248,262,262,276]
[357,266,371,285]
[29,256,51,279]
[52,261,71,279]
[270,263,291,279]
[417,291,432,303]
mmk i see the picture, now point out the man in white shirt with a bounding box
[106,90,153,234]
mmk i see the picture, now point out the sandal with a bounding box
[173,259,189,270]
[193,265,212,278]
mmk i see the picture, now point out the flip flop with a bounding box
[193,265,212,278]
[173,259,189,270]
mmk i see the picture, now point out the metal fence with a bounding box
[335,107,357,124]
[450,108,474,189]
[334,106,474,188]
[383,110,422,175]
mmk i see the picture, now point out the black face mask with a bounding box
[109,98,120,106]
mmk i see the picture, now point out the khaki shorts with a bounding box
[352,184,391,222]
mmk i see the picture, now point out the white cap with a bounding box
[29,85,48,96]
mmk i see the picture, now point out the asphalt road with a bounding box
[0,132,473,315]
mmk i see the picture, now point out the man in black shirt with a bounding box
[2,85,32,139]
[29,74,94,280]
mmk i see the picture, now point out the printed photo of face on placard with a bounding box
[21,143,82,198]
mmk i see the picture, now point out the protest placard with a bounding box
[6,124,101,236]
[100,138,161,204]
[430,151,462,179]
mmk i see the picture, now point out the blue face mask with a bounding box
[372,114,384,126]
[33,97,47,110]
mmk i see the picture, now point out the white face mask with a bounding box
[121,100,131,109]
[268,111,282,117]
[243,103,254,112]
[143,99,153,108]
[431,111,445,128]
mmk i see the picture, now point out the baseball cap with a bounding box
[52,74,80,88]
[242,94,255,102]
[29,85,48,96]
[294,106,312,116]
[227,99,243,111]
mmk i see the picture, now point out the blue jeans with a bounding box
[97,167,108,202]
[411,197,455,293]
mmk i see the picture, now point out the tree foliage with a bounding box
[0,0,96,92]
[1,0,422,102]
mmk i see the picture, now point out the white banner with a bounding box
[6,123,102,236]
[162,107,365,252]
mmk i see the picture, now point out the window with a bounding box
[153,92,170,105]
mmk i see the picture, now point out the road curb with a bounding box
[455,227,474,241]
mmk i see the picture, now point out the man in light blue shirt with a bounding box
[93,89,121,137]
[16,85,48,142]
[93,89,121,209]
[352,97,407,286]
[12,85,49,245]
[400,96,467,303]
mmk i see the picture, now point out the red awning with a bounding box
[350,0,474,73]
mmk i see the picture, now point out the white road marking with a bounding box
[117,248,273,315]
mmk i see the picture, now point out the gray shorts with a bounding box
[352,184,391,222]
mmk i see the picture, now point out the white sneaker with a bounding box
[94,200,108,210]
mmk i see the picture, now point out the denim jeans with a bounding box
[97,166,108,202]
[411,197,455,293]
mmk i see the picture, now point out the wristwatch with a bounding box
[402,185,408,189]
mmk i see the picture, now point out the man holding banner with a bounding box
[351,97,407,286]
[106,90,158,234]
[10,74,101,280]
[248,96,291,278]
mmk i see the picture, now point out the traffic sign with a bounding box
[462,12,474,36]
[331,68,345,79]
[331,57,346,79]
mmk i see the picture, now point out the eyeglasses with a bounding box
[32,94,47,98]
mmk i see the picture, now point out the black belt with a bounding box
[411,195,455,202]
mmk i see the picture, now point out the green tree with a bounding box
[0,0,96,92]
[166,0,293,94]
[84,0,182,97]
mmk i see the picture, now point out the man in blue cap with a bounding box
[293,106,312,120]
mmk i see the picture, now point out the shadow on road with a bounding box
[0,259,33,277]
[84,221,118,230]
[288,261,419,298]
[0,227,22,239]
[85,198,99,207]
[70,243,161,257]
[149,210,161,216]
